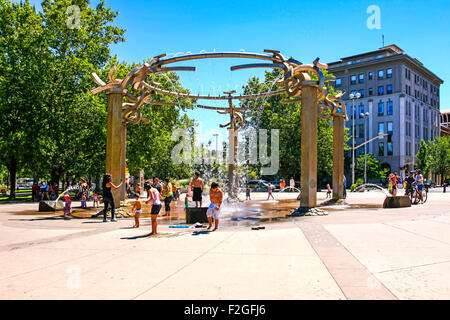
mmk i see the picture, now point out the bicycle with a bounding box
[407,182,428,205]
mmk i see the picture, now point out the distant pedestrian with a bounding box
[343,175,347,199]
[81,193,87,208]
[102,173,123,223]
[63,192,72,219]
[32,182,39,202]
[93,192,100,208]
[267,183,275,200]
[161,178,174,217]
[207,182,223,231]
[289,178,295,192]
[280,179,286,191]
[326,184,332,198]
[153,177,162,193]
[246,185,251,200]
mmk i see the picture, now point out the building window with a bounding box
[387,121,393,134]
[378,122,385,134]
[387,68,393,78]
[359,105,365,117]
[359,74,364,83]
[336,78,342,86]
[369,88,373,96]
[387,142,393,156]
[387,84,393,94]
[387,101,393,115]
[378,102,384,116]
[378,70,384,80]
[359,124,365,138]
[378,142,384,156]
[350,75,357,85]
[369,72,373,80]
[378,86,384,96]
[359,89,365,98]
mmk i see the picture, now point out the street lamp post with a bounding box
[360,112,370,184]
[349,92,361,186]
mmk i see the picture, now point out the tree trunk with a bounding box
[51,168,61,186]
[7,160,17,200]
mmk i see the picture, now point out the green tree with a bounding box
[355,153,387,180]
[416,139,430,175]
[37,0,125,185]
[428,136,450,185]
[0,0,44,198]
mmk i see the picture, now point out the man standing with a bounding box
[190,171,204,208]
[207,182,223,232]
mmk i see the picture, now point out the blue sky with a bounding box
[28,0,450,143]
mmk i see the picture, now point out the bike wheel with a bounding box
[422,189,428,203]
[413,190,419,205]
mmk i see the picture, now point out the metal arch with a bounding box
[90,50,333,126]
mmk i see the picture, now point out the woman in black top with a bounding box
[102,173,123,222]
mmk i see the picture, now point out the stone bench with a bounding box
[383,196,411,208]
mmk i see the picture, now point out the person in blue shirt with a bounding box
[343,175,347,199]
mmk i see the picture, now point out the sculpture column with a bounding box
[106,88,126,207]
[300,85,318,208]
[120,124,127,202]
[332,116,345,200]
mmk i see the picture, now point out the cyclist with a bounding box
[404,171,415,199]
[415,169,425,203]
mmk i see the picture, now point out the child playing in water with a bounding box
[132,193,142,228]
[63,192,72,219]
[185,194,189,209]
[207,182,223,231]
[266,183,275,200]
[81,193,87,208]
[326,184,332,198]
[93,192,99,208]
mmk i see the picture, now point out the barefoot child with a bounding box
[63,192,72,219]
[132,193,142,228]
[326,184,332,198]
[266,183,275,200]
[185,194,189,209]
[81,193,87,208]
[207,182,223,231]
[246,185,251,200]
[93,192,99,208]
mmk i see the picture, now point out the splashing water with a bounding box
[354,184,392,197]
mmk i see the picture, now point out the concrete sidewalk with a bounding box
[0,191,449,300]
